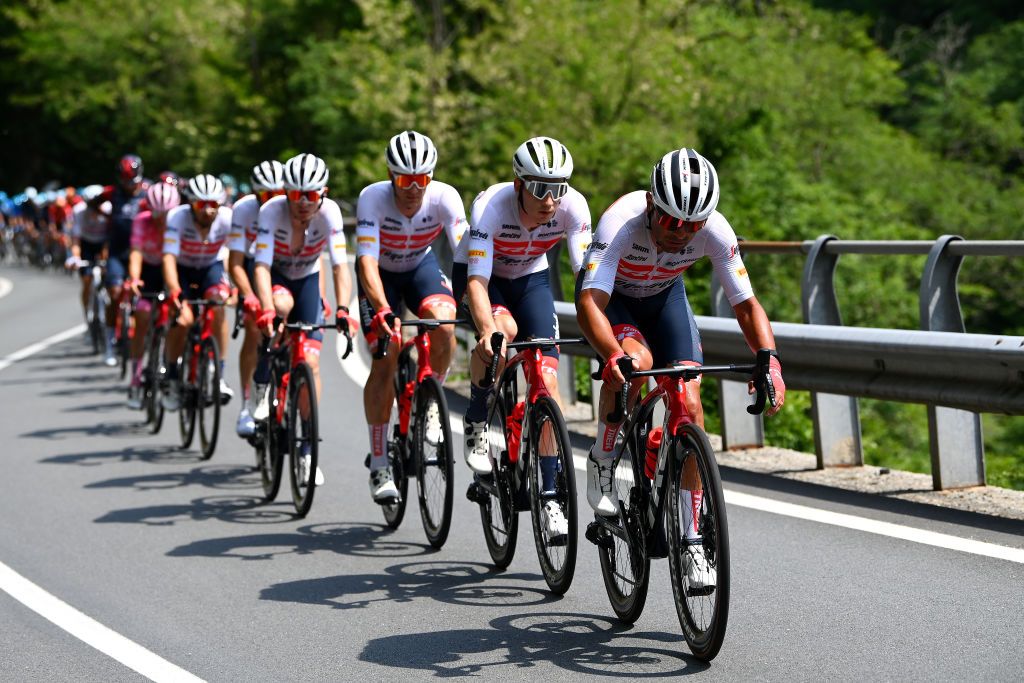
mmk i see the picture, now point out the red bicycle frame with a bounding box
[271,328,314,425]
[183,300,219,385]
[503,347,553,463]
[396,328,436,436]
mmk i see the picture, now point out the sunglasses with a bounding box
[257,189,285,204]
[286,188,326,203]
[393,173,431,190]
[655,209,706,233]
[523,179,569,201]
[191,200,220,211]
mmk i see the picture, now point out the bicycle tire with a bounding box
[118,306,131,380]
[667,424,730,661]
[413,375,454,549]
[198,337,221,460]
[144,329,165,434]
[287,362,318,518]
[526,396,578,595]
[596,409,651,623]
[257,368,284,502]
[89,288,104,355]
[178,349,197,450]
[382,354,415,529]
[478,380,518,569]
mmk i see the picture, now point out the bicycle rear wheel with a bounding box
[382,354,414,529]
[667,424,730,661]
[287,362,318,518]
[257,371,284,502]
[477,381,518,568]
[178,348,197,449]
[145,329,165,434]
[596,421,650,623]
[527,396,578,595]
[198,338,221,460]
[117,305,131,380]
[413,375,454,549]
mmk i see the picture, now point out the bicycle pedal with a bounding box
[585,521,613,549]
[465,481,486,504]
[375,494,401,507]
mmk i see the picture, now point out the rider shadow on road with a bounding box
[168,522,433,563]
[39,444,186,466]
[359,610,703,678]
[259,560,558,612]
[95,493,283,526]
[86,464,261,493]
[23,420,146,440]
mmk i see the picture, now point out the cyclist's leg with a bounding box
[358,269,402,472]
[285,271,324,402]
[403,251,457,381]
[456,263,517,421]
[131,262,163,386]
[238,257,260,407]
[104,254,128,361]
[78,240,100,315]
[199,261,232,396]
[506,269,563,405]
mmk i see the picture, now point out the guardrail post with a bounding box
[920,234,985,490]
[802,235,863,468]
[711,268,764,448]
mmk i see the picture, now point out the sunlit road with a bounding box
[1,264,1021,681]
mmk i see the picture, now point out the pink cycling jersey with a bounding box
[163,205,233,268]
[580,190,753,304]
[454,182,591,281]
[130,210,165,266]
[253,195,347,279]
[355,180,467,273]
[226,193,259,257]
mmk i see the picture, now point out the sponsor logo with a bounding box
[256,243,269,250]
[498,231,518,238]
[591,241,609,250]
[624,253,645,262]
[469,249,486,258]
[501,224,518,231]
[730,244,739,259]
[634,245,650,254]
[421,215,434,222]
[470,228,489,239]
[358,236,377,243]
[163,237,177,244]
[357,219,374,227]
[737,267,748,277]
[586,262,598,271]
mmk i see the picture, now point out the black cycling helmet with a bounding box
[118,154,144,183]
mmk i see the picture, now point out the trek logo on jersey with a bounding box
[470,228,489,239]
[591,241,608,251]
[730,244,739,259]
[357,219,375,228]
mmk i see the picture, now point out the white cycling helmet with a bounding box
[650,148,719,221]
[81,184,104,201]
[385,130,437,175]
[251,160,284,191]
[283,153,329,191]
[512,136,573,180]
[146,182,180,213]
[187,174,225,202]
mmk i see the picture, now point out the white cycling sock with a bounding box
[369,423,389,471]
[594,420,619,461]
[680,489,703,542]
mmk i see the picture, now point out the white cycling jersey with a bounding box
[71,202,111,244]
[226,193,259,257]
[453,182,591,281]
[163,204,233,269]
[254,195,347,280]
[581,190,753,304]
[355,180,467,273]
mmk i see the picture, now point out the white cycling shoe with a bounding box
[236,407,255,437]
[586,450,619,517]
[218,378,234,404]
[298,452,325,487]
[369,467,399,503]
[543,500,569,543]
[463,420,492,474]
[684,544,717,589]
[126,385,143,410]
[251,383,270,421]
[424,401,443,446]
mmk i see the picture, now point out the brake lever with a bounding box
[606,355,634,423]
[746,348,776,415]
[482,331,504,388]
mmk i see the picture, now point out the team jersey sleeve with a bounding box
[325,201,348,267]
[355,187,380,261]
[580,206,631,295]
[563,192,593,275]
[705,213,754,306]
[253,205,275,268]
[465,197,496,281]
[227,203,249,254]
[440,184,469,251]
[162,214,181,258]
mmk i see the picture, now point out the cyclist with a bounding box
[124,182,180,408]
[161,174,235,410]
[227,160,284,437]
[96,154,150,367]
[577,147,786,585]
[453,135,592,540]
[356,130,467,503]
[66,185,110,323]
[251,153,353,487]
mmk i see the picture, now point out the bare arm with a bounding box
[228,251,253,298]
[576,288,620,361]
[732,296,776,354]
[356,255,390,312]
[332,262,351,311]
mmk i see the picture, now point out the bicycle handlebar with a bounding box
[505,337,589,350]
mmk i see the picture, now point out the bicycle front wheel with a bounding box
[198,337,221,460]
[178,349,197,450]
[287,362,318,518]
[145,329,165,434]
[118,306,131,380]
[527,396,578,595]
[413,375,454,549]
[257,373,284,502]
[477,382,518,568]
[667,424,730,661]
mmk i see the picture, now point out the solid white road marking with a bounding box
[0,561,204,682]
[0,276,12,300]
[0,323,86,373]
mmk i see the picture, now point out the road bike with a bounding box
[113,285,135,379]
[372,317,462,549]
[139,291,170,434]
[79,260,108,355]
[255,320,350,518]
[175,298,227,459]
[584,349,776,660]
[466,332,583,594]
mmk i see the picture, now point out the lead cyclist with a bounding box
[576,147,786,587]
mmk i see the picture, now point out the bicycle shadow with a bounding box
[0,373,111,387]
[359,611,702,678]
[259,560,557,612]
[86,464,261,492]
[39,444,188,466]
[23,420,149,440]
[63,401,129,413]
[168,522,432,562]
[94,493,286,526]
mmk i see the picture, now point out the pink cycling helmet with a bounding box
[147,181,180,213]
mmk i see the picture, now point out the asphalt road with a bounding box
[0,263,1021,682]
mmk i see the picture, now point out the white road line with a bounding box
[0,323,87,373]
[0,276,12,300]
[0,561,204,682]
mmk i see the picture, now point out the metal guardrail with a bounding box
[551,235,1024,491]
